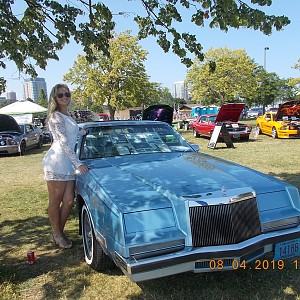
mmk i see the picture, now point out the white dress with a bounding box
[42,111,82,181]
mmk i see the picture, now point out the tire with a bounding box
[36,136,43,149]
[193,129,200,138]
[81,205,115,271]
[19,141,26,156]
[271,127,278,139]
[256,125,261,134]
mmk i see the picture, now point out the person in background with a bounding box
[42,83,89,248]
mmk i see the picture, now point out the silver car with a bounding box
[0,114,43,155]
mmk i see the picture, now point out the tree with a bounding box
[251,66,283,110]
[0,77,6,94]
[186,47,258,105]
[0,0,290,84]
[37,89,48,108]
[63,32,161,119]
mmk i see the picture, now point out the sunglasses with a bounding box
[57,92,71,98]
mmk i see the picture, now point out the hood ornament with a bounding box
[221,186,227,197]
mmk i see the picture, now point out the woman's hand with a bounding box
[76,164,89,174]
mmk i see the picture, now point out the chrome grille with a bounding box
[189,197,261,247]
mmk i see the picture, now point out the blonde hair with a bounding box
[46,83,70,126]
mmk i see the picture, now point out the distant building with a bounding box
[23,78,48,103]
[6,91,17,101]
[172,81,190,102]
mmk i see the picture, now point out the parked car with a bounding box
[42,128,52,144]
[246,107,263,118]
[191,103,252,141]
[0,114,43,155]
[256,100,300,139]
[98,113,109,122]
[74,120,300,282]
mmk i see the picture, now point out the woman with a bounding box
[42,83,89,248]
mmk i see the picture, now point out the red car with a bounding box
[98,113,109,121]
[191,103,252,141]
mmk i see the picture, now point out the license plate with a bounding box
[274,238,300,261]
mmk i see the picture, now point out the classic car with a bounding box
[246,107,263,119]
[0,114,43,155]
[74,120,300,282]
[256,100,300,139]
[191,103,252,141]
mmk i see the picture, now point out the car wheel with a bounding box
[193,129,200,138]
[19,141,26,156]
[256,126,261,134]
[36,136,43,149]
[81,205,115,271]
[271,127,278,139]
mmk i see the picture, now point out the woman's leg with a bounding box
[47,180,66,236]
[59,180,75,233]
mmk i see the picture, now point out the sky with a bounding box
[1,0,300,100]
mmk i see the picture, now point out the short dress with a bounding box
[42,111,82,181]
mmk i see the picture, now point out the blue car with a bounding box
[75,120,300,282]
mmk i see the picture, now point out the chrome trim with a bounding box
[263,216,300,232]
[116,226,300,281]
[129,239,185,259]
[229,192,256,203]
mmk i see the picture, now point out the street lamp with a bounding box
[264,47,269,70]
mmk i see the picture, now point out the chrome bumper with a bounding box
[116,226,300,282]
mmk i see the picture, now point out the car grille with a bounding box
[189,197,261,247]
[228,125,247,132]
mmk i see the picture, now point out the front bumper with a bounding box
[116,226,300,282]
[0,145,19,154]
[277,129,300,139]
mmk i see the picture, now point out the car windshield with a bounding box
[80,123,193,159]
[209,116,217,122]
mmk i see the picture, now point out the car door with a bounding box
[261,113,273,135]
[24,124,37,147]
[197,116,210,136]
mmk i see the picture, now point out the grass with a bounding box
[0,127,300,300]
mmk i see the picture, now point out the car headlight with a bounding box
[8,139,18,145]
[124,208,176,233]
[123,208,185,259]
[3,138,18,145]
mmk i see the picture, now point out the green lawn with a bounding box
[0,130,300,300]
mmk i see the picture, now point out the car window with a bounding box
[209,116,217,123]
[80,123,193,159]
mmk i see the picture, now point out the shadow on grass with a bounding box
[0,214,122,299]
[268,172,300,190]
[133,259,300,300]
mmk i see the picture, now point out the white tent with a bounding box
[0,100,47,115]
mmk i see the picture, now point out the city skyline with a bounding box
[1,1,300,100]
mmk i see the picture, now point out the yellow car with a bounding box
[256,100,300,139]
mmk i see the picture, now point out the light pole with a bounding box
[264,47,269,70]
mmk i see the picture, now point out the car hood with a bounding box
[276,100,300,120]
[82,152,286,213]
[0,114,21,133]
[215,103,245,123]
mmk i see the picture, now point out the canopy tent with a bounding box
[0,100,47,115]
